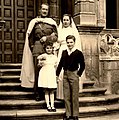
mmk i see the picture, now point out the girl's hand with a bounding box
[38,61,45,67]
[40,36,46,43]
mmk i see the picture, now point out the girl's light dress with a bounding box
[38,53,57,89]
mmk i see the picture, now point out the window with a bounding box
[106,0,117,29]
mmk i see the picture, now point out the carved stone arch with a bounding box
[102,34,114,43]
[100,33,119,56]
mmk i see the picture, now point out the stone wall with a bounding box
[99,32,119,94]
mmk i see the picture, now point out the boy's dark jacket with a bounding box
[56,49,85,77]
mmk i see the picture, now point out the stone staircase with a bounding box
[0,63,119,120]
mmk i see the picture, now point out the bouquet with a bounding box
[37,54,46,67]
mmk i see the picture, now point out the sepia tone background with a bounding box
[1,0,119,93]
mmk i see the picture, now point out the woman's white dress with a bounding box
[56,19,85,99]
[56,26,82,99]
[38,53,57,89]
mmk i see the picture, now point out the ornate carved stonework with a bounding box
[99,34,119,94]
[100,34,119,60]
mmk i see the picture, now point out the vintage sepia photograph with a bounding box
[0,0,119,120]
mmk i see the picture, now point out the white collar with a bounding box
[66,47,77,55]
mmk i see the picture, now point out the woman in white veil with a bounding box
[56,14,86,100]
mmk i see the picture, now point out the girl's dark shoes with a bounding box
[51,107,56,112]
[47,106,56,112]
[47,106,52,112]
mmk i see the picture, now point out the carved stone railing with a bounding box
[99,34,119,94]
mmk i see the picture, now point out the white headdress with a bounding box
[58,17,82,51]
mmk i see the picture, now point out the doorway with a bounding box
[60,0,74,18]
[0,0,36,63]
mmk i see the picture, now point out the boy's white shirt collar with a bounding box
[66,46,77,55]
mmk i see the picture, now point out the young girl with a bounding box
[37,41,57,112]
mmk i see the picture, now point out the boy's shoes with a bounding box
[63,116,78,120]
[63,116,71,120]
[73,116,78,120]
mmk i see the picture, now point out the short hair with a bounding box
[41,3,49,9]
[66,35,76,42]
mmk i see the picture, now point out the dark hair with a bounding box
[43,41,53,50]
[61,14,72,25]
[66,35,76,42]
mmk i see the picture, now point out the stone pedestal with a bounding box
[99,57,119,94]
[77,25,103,83]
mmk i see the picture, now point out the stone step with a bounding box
[0,87,107,100]
[79,94,119,107]
[0,100,64,110]
[0,81,94,91]
[0,63,21,69]
[0,83,33,91]
[0,76,20,83]
[79,88,107,96]
[0,75,20,79]
[83,81,95,88]
[0,91,34,100]
[0,69,21,76]
[0,94,119,110]
[0,83,21,91]
[0,82,21,87]
[1,103,119,119]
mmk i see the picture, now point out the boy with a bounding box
[56,35,85,120]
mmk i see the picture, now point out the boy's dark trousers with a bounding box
[63,70,79,118]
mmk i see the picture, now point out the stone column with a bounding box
[96,0,106,28]
[73,0,96,25]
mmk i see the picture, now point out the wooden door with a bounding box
[0,0,36,63]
